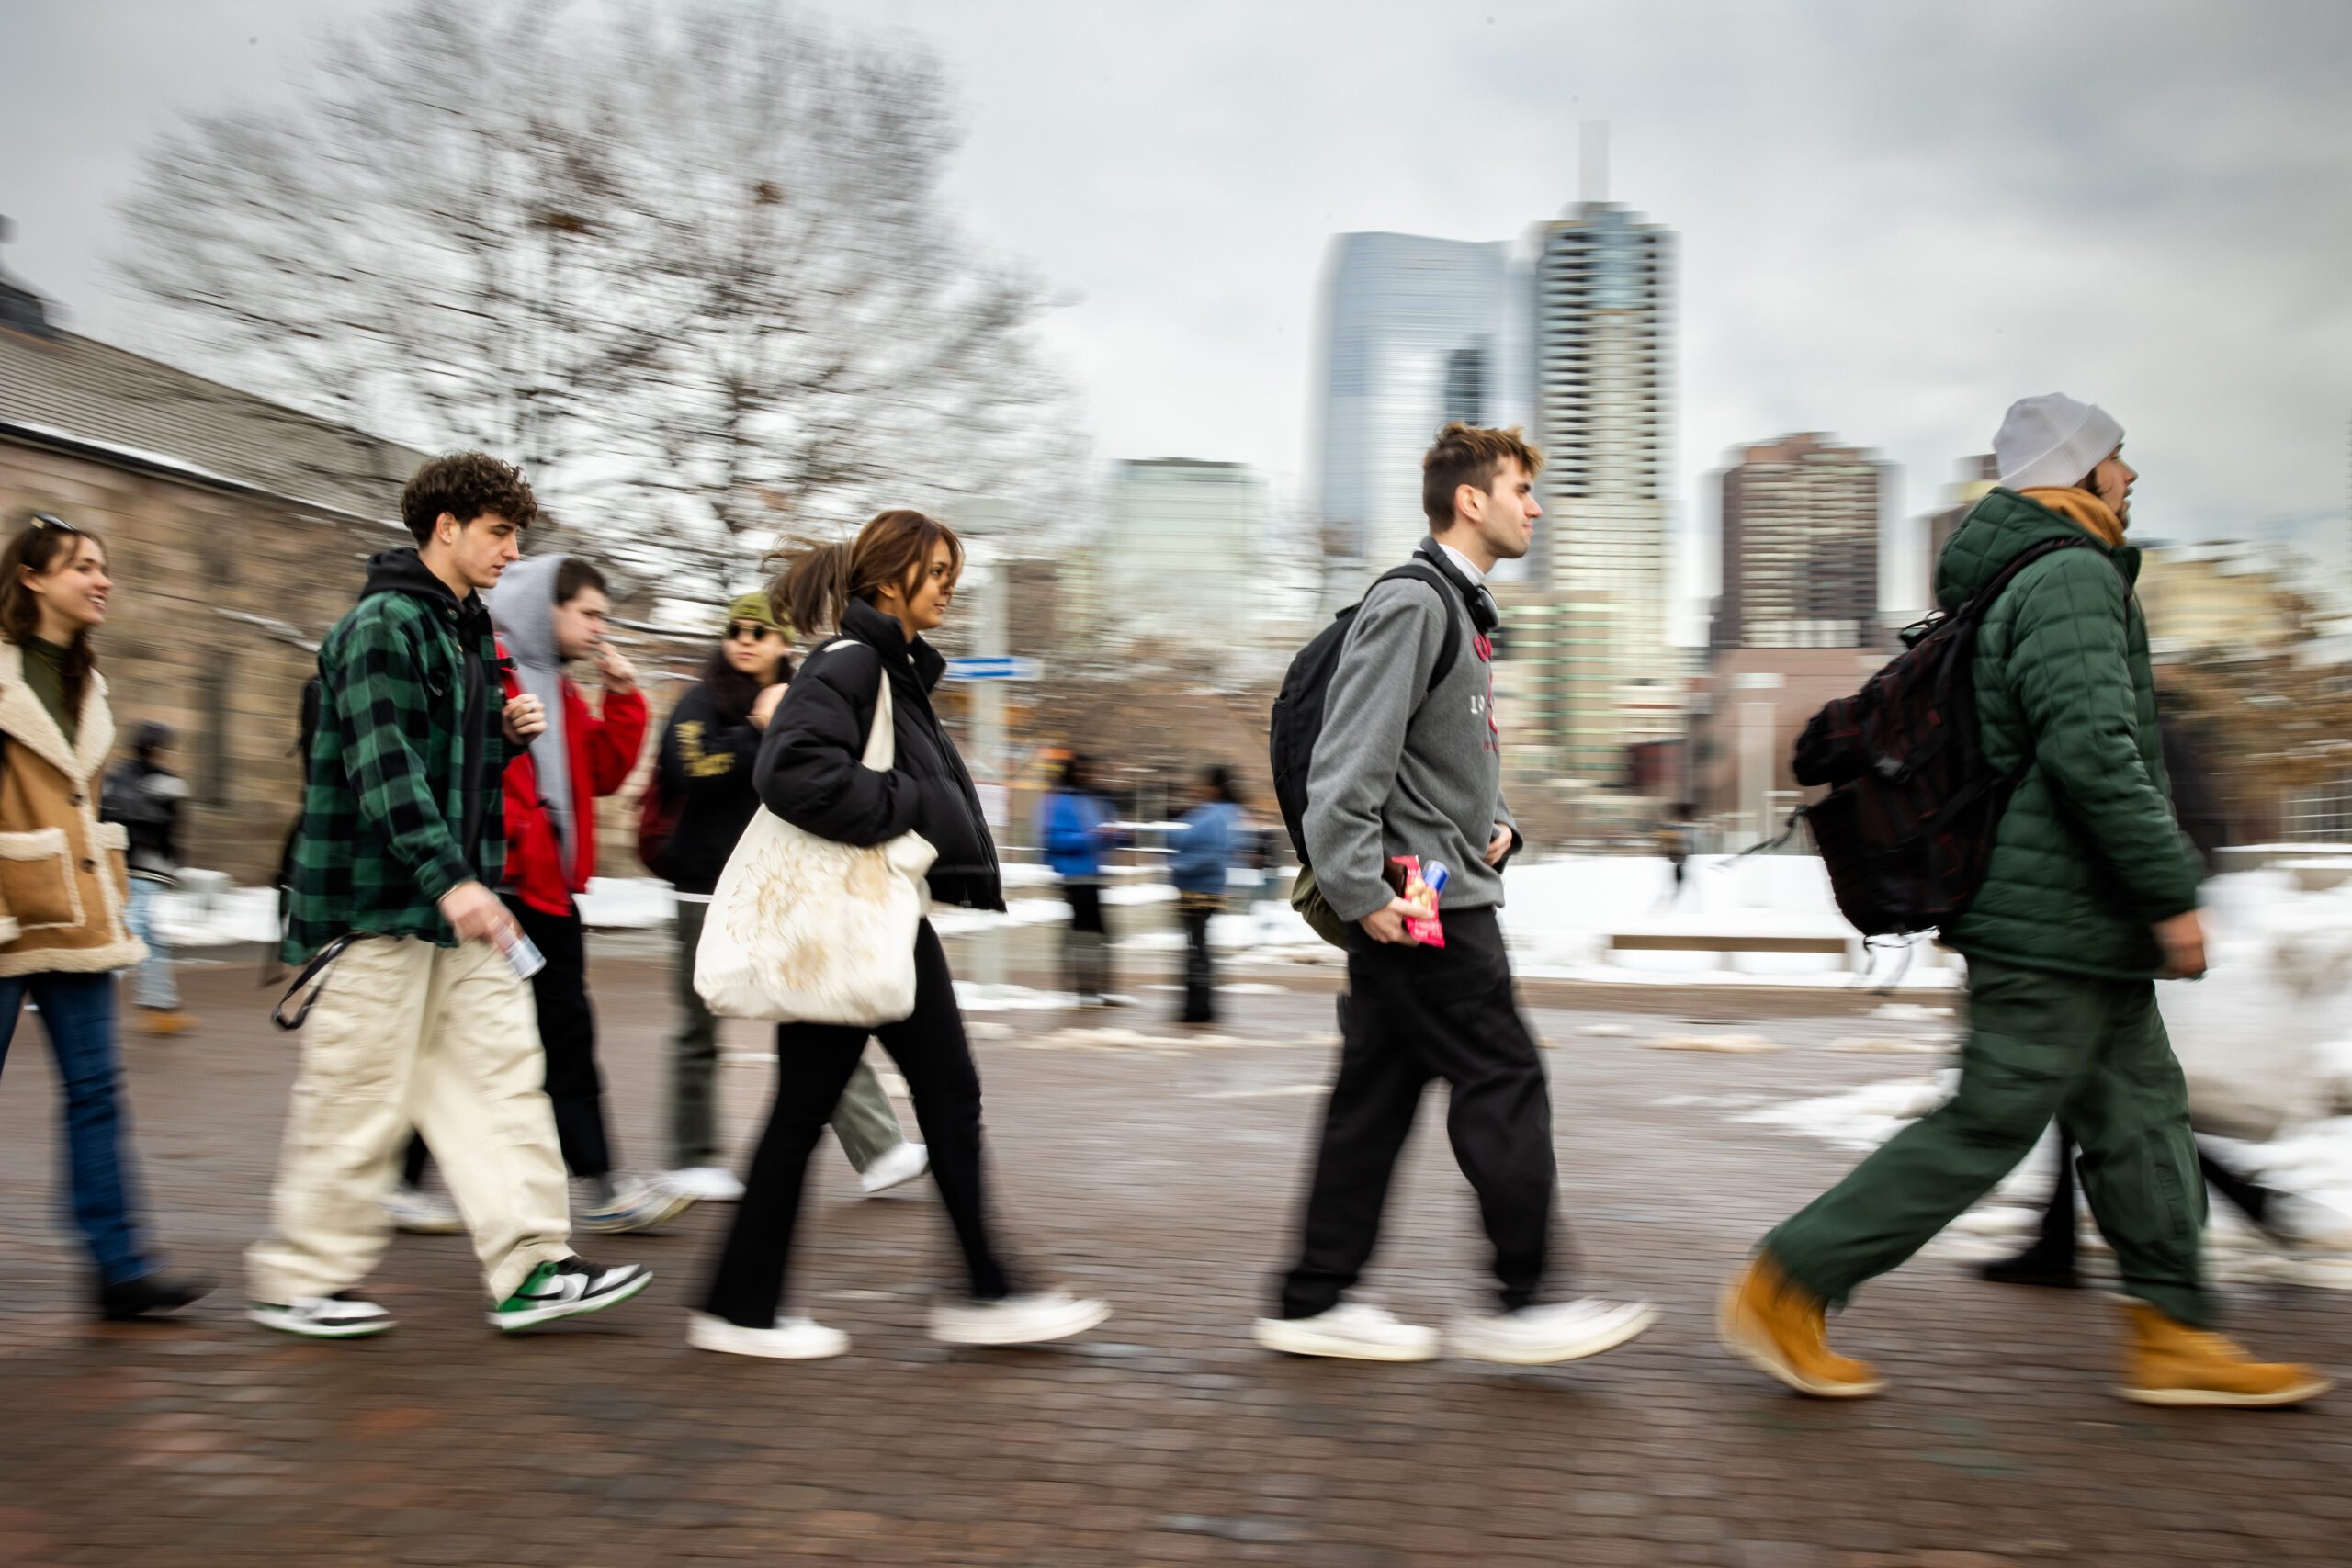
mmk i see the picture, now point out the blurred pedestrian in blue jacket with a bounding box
[1037,754,1121,1005]
[1169,765,1243,1024]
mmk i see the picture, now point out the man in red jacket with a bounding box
[389,554,690,1236]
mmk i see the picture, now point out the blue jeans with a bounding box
[125,879,180,1010]
[0,972,154,1284]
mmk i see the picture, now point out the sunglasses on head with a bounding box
[727,621,777,642]
[29,513,84,536]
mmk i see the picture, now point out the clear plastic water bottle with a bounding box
[498,928,547,981]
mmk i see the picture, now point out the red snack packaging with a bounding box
[1384,854,1446,948]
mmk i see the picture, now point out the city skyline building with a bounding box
[1302,134,1683,824]
[1710,432,1890,651]
[1097,456,1282,645]
[1521,193,1679,785]
[1308,231,1525,606]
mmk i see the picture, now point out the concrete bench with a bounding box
[1606,931,1862,973]
[1605,930,1952,976]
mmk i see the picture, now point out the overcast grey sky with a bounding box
[6,0,2349,615]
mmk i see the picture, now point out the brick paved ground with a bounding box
[3,940,2346,1566]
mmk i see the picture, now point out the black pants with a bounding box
[1062,880,1112,1000]
[2024,1123,2276,1262]
[1279,907,1557,1318]
[702,920,1012,1326]
[1180,897,1217,1024]
[405,896,614,1186]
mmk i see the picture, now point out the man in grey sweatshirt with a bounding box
[1257,423,1657,1367]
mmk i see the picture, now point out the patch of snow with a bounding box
[575,877,674,929]
[153,884,282,948]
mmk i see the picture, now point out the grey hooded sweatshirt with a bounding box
[1303,541,1519,925]
[484,554,576,859]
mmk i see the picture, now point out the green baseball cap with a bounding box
[725,592,788,638]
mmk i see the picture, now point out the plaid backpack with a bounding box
[1789,537,2088,936]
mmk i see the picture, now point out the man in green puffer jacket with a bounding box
[1721,394,2327,1409]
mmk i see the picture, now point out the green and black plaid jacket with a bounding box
[282,549,511,964]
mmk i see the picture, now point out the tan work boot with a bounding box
[1719,1252,1886,1399]
[137,1010,198,1037]
[2120,1302,2331,1408]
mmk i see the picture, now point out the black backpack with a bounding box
[1268,556,1466,944]
[1788,536,2090,936]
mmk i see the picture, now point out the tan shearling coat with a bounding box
[0,638,143,976]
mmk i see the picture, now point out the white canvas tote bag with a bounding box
[695,652,936,1023]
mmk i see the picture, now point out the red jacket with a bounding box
[501,656,650,917]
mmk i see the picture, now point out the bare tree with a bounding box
[113,0,1070,603]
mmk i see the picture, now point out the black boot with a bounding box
[97,1272,214,1322]
[1977,1244,2081,1290]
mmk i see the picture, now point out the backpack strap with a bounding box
[1961,536,2092,616]
[1367,561,1465,701]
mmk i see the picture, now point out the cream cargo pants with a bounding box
[248,935,572,1303]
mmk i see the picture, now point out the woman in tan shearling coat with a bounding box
[0,514,208,1321]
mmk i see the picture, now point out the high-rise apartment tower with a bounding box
[1712,433,1889,650]
[1519,196,1678,783]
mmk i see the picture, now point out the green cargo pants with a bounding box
[1768,955,2212,1326]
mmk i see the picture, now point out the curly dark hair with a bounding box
[400,452,538,544]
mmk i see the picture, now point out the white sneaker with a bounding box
[929,1290,1111,1347]
[382,1184,465,1235]
[664,1167,746,1202]
[686,1311,849,1360]
[250,1292,396,1339]
[1253,1302,1438,1362]
[858,1142,930,1197]
[576,1175,696,1235]
[1449,1298,1657,1366]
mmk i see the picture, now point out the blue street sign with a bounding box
[944,655,1041,682]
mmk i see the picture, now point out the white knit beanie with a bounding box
[1993,393,2124,491]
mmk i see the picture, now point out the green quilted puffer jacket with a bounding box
[1935,488,2202,979]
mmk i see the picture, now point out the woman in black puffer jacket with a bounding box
[691,510,1109,1361]
[651,593,922,1204]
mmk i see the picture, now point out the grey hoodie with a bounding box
[1304,541,1518,925]
[485,554,575,859]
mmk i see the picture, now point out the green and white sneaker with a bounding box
[488,1258,652,1333]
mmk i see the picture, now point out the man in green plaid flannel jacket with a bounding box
[248,454,654,1341]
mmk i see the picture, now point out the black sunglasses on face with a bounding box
[727,622,776,642]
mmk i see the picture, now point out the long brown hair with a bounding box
[1,517,105,719]
[772,510,965,639]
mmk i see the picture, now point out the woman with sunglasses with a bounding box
[652,593,925,1203]
[0,515,209,1320]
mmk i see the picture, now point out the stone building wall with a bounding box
[3,436,713,887]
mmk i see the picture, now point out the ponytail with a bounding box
[777,542,852,639]
[765,510,965,642]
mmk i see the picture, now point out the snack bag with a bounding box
[1384,854,1449,948]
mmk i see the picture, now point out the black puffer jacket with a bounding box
[753,599,1004,912]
